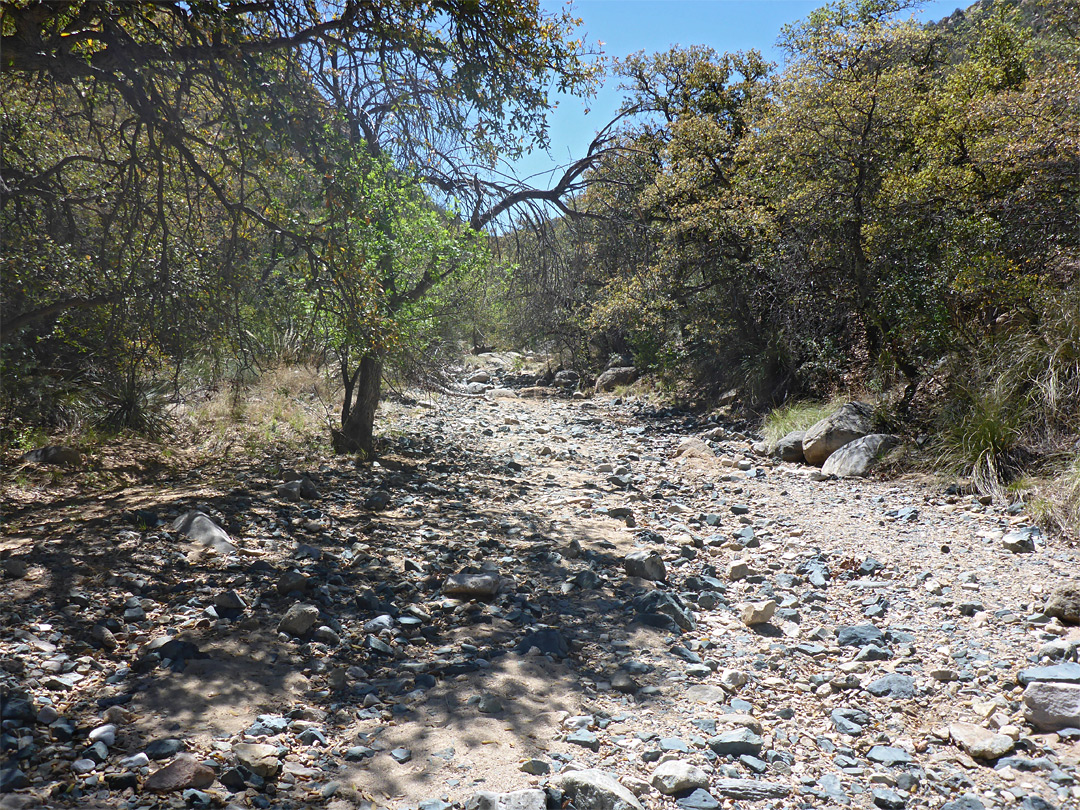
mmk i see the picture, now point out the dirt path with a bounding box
[2,379,1078,810]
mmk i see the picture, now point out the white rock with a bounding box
[651,760,709,795]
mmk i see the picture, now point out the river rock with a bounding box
[820,433,899,477]
[1045,581,1080,625]
[278,602,319,636]
[171,510,236,555]
[950,722,1015,759]
[143,753,215,792]
[651,760,709,795]
[466,789,546,810]
[444,573,501,598]
[557,768,644,810]
[802,402,874,466]
[624,549,666,582]
[233,742,281,778]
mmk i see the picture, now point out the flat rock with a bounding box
[950,722,1015,759]
[711,779,791,800]
[557,768,644,810]
[595,367,638,393]
[1017,662,1080,686]
[675,789,719,810]
[444,573,502,598]
[143,753,215,792]
[867,746,912,766]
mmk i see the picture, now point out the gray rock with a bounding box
[836,624,885,647]
[0,765,30,792]
[867,746,912,766]
[866,673,916,699]
[568,728,600,751]
[1023,681,1080,731]
[831,708,870,735]
[941,797,985,810]
[1045,581,1080,624]
[278,602,319,636]
[466,790,546,810]
[708,727,763,756]
[516,628,569,657]
[595,367,639,393]
[711,779,791,800]
[144,753,215,792]
[651,760,709,795]
[820,434,899,477]
[171,510,236,555]
[872,787,906,809]
[676,789,719,810]
[775,431,805,463]
[557,769,644,810]
[624,549,666,582]
[1017,662,1080,686]
[520,759,550,775]
[444,573,501,598]
[802,402,874,466]
[1003,527,1039,553]
[22,445,82,465]
[145,738,186,760]
[214,590,246,611]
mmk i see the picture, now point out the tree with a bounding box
[2,1,609,453]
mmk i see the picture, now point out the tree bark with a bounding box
[332,354,382,457]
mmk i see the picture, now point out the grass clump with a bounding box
[762,397,845,446]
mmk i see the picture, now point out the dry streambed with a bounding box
[1,375,1079,810]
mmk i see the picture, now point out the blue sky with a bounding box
[510,0,968,185]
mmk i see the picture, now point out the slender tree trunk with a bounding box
[332,354,382,457]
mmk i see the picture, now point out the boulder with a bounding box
[595,367,638,393]
[557,769,644,810]
[820,433,899,477]
[775,430,805,463]
[1045,581,1080,625]
[801,402,874,466]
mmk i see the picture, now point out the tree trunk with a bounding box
[332,354,382,457]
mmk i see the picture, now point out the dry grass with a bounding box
[181,365,338,463]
